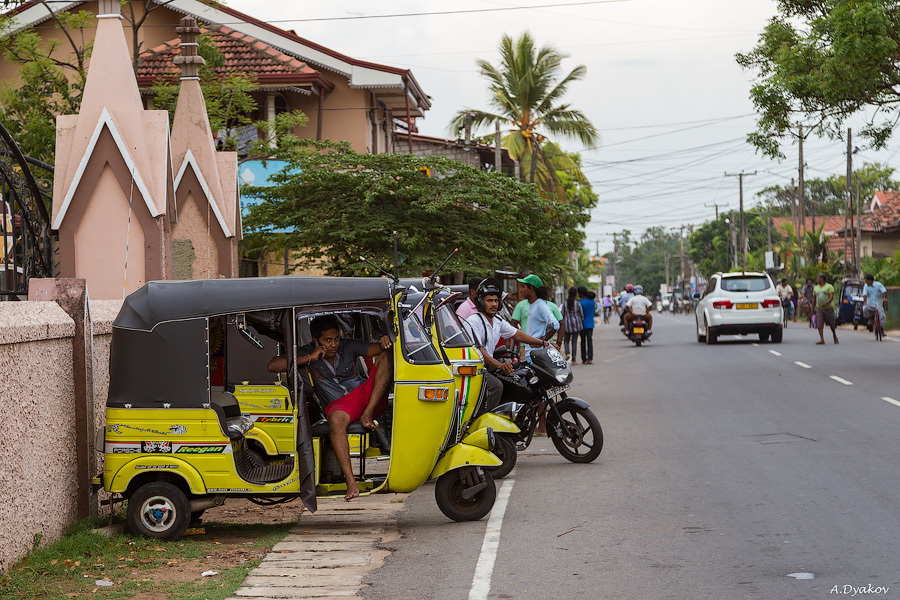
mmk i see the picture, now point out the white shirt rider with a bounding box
[626,294,653,316]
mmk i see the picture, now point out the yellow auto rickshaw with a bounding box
[96,276,500,540]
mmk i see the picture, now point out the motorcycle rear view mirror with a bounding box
[493,346,511,360]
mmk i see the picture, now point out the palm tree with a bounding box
[449,32,599,200]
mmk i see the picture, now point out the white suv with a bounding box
[695,272,783,344]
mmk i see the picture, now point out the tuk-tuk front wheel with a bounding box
[126,482,191,541]
[435,467,496,522]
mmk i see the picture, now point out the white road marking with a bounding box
[469,478,515,600]
[829,375,853,386]
[882,397,900,408]
[752,343,759,347]
[794,361,812,369]
[769,350,782,356]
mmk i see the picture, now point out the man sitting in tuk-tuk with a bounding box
[267,314,392,500]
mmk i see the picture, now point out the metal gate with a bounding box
[0,122,54,300]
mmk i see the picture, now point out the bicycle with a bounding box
[872,307,884,342]
[781,299,790,329]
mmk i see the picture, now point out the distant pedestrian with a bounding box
[813,273,838,345]
[578,287,596,364]
[561,287,584,363]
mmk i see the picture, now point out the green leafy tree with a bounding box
[0,5,96,163]
[242,141,585,277]
[448,32,599,200]
[737,0,900,157]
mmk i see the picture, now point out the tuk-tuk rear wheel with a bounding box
[126,482,191,541]
[435,468,496,522]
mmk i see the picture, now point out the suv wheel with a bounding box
[771,325,783,343]
[705,317,717,345]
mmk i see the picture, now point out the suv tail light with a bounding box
[712,300,733,309]
[761,299,780,308]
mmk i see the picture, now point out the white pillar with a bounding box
[266,93,276,149]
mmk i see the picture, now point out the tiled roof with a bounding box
[859,191,900,233]
[772,215,848,252]
[136,24,323,87]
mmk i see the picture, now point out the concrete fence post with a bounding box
[28,279,96,518]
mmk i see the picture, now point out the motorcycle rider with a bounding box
[463,278,556,413]
[618,284,635,326]
[623,285,654,333]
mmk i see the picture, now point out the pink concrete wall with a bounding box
[0,299,122,572]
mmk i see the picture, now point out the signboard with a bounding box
[239,160,300,234]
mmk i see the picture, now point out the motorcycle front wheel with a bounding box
[435,467,497,522]
[485,433,517,480]
[548,404,603,463]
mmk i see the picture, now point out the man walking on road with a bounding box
[862,273,888,334]
[812,273,839,345]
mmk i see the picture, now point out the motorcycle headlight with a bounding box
[492,402,524,422]
[555,370,570,383]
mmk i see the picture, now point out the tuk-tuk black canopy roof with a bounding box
[115,276,394,332]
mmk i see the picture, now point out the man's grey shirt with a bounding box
[300,338,370,405]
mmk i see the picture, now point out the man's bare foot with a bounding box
[360,412,376,430]
[344,479,360,501]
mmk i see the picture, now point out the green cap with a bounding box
[517,274,544,288]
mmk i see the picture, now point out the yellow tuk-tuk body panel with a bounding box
[103,407,303,495]
[468,412,520,435]
[385,360,457,492]
[461,426,494,450]
[445,346,485,426]
[430,443,502,479]
[233,384,295,455]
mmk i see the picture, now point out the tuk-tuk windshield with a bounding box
[399,304,442,364]
[435,303,474,348]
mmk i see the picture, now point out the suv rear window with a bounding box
[721,276,771,292]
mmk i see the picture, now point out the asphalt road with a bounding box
[364,314,900,600]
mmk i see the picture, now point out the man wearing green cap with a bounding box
[515,274,560,357]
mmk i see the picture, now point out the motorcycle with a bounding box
[625,315,652,347]
[492,346,603,463]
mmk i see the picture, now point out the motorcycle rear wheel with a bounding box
[485,433,517,480]
[435,467,496,522]
[548,404,603,463]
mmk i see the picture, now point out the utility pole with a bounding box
[767,217,772,252]
[790,178,796,235]
[845,128,852,275]
[679,225,686,293]
[705,202,728,220]
[725,171,756,271]
[856,175,862,276]
[798,124,805,235]
[612,233,618,290]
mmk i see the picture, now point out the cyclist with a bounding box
[775,277,793,324]
[862,273,888,335]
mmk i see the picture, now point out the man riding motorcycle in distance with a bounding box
[618,284,635,326]
[463,278,557,414]
[623,285,653,333]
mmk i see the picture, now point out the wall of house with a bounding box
[871,234,900,258]
[289,81,374,153]
[0,298,120,573]
[406,139,482,168]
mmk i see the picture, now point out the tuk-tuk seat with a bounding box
[309,418,369,437]
[210,391,252,440]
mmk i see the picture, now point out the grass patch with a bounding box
[0,519,293,599]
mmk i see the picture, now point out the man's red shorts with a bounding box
[324,364,388,422]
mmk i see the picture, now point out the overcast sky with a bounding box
[226,0,899,256]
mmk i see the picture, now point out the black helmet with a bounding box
[474,277,503,313]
